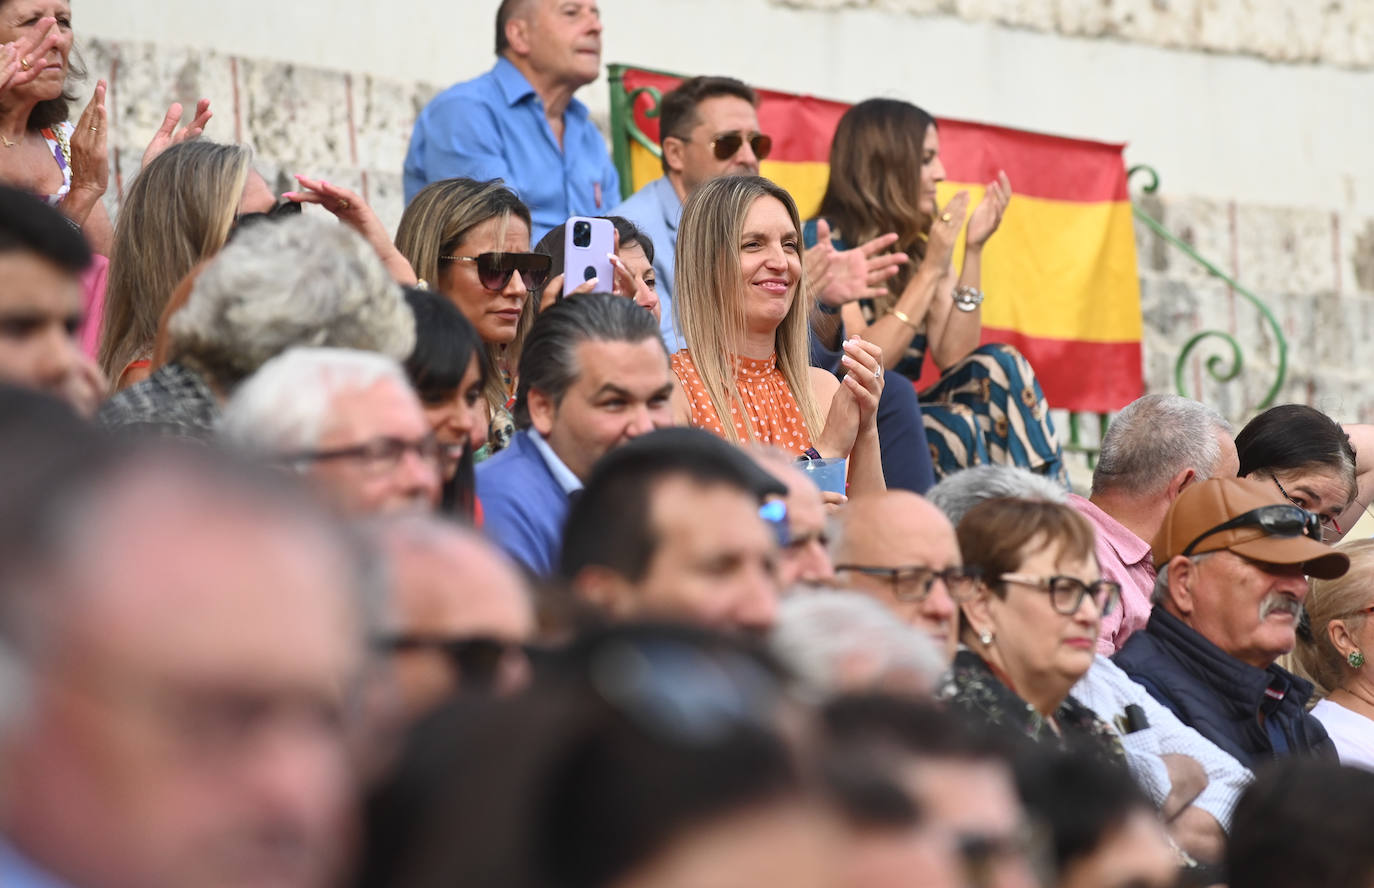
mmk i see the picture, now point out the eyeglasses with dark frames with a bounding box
[440,251,552,292]
[1271,473,1341,540]
[1181,502,1321,557]
[374,635,522,693]
[833,564,982,602]
[279,435,444,474]
[997,573,1121,616]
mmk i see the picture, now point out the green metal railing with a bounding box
[1128,165,1288,412]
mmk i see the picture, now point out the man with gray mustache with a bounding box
[1114,476,1348,769]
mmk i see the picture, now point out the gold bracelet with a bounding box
[891,309,919,330]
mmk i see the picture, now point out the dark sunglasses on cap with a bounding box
[441,251,552,292]
[1181,503,1322,557]
[692,130,773,161]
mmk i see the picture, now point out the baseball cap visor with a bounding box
[1225,532,1350,580]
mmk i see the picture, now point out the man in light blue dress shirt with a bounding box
[404,0,619,241]
[616,76,765,352]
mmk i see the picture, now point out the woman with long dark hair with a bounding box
[403,288,486,522]
[807,98,1064,483]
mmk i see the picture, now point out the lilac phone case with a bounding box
[563,216,616,296]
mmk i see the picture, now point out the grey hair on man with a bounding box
[926,464,1068,527]
[0,439,382,732]
[771,589,947,697]
[168,214,415,392]
[220,347,415,458]
[1093,394,1233,498]
[513,291,666,428]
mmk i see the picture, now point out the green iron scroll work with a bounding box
[608,64,665,200]
[1129,165,1288,411]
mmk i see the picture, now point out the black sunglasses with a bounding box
[231,198,302,238]
[1181,503,1321,557]
[441,251,552,292]
[375,635,522,692]
[708,130,773,161]
[588,638,783,747]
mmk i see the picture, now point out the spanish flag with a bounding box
[615,67,1144,414]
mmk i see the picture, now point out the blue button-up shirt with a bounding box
[403,57,620,242]
[616,175,683,351]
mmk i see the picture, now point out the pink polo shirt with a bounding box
[1068,493,1157,655]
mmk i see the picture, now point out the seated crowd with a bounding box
[2,2,1374,887]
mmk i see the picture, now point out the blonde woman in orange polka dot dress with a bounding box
[669,175,887,497]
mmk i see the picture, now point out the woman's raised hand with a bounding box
[609,252,661,320]
[141,99,213,169]
[0,17,59,95]
[965,170,1012,250]
[840,336,885,430]
[287,175,418,285]
[60,80,109,224]
[923,190,970,271]
[818,336,886,458]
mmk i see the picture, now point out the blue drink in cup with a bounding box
[800,457,846,495]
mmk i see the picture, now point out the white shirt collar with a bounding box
[527,429,583,496]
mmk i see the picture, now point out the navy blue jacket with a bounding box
[1113,607,1335,770]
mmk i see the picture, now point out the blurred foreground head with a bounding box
[355,621,843,888]
[0,429,373,888]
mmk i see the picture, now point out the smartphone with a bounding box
[563,216,616,297]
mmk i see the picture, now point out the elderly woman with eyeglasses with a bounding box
[395,177,553,457]
[940,497,1124,759]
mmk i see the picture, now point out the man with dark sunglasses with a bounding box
[1114,476,1350,769]
[372,516,534,718]
[617,75,769,352]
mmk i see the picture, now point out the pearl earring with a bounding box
[979,630,994,645]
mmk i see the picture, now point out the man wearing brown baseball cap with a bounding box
[1114,477,1348,769]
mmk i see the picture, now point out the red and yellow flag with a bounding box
[617,67,1143,413]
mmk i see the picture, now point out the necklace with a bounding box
[0,135,16,148]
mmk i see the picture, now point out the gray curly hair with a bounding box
[168,215,415,390]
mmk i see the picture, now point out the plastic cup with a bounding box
[800,457,847,495]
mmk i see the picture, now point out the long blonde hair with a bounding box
[99,141,250,380]
[395,178,532,419]
[1295,538,1374,696]
[675,175,823,444]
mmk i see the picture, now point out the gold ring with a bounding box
[940,212,952,223]
[338,199,351,210]
[19,58,30,70]
[89,126,99,133]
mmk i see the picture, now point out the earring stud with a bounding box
[1350,649,1366,669]
[979,630,994,645]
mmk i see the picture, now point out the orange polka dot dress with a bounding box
[671,350,814,454]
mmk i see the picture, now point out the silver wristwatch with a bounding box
[953,285,984,312]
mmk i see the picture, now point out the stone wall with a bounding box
[76,36,1374,482]
[773,0,1374,69]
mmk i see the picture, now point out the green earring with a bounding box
[1350,650,1366,669]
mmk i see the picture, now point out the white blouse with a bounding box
[1311,698,1374,771]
